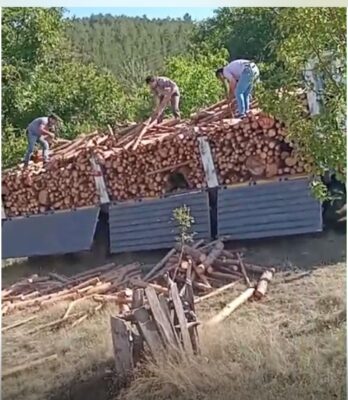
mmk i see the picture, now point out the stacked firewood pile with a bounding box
[1,263,142,319]
[143,239,273,295]
[2,94,309,217]
[2,131,104,216]
[110,239,276,385]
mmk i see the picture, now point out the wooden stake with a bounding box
[237,253,251,287]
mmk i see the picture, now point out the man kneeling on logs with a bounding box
[145,76,181,123]
[23,114,59,168]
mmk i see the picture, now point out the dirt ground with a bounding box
[2,229,346,287]
[1,228,346,400]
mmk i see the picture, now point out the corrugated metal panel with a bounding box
[217,178,322,240]
[109,191,210,253]
[2,207,100,259]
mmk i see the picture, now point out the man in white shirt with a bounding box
[23,114,58,167]
[216,59,260,118]
[145,76,181,123]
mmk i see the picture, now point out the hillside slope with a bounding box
[66,15,194,88]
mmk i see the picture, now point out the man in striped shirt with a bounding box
[216,59,260,118]
[146,76,181,123]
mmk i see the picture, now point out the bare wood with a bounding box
[2,315,38,332]
[132,118,157,151]
[110,316,133,383]
[144,248,177,281]
[27,313,81,335]
[254,269,275,299]
[169,283,193,354]
[2,354,58,378]
[131,288,145,309]
[48,273,70,283]
[179,245,206,263]
[197,136,219,188]
[133,307,164,357]
[146,161,190,176]
[71,313,89,328]
[194,280,241,304]
[132,280,169,294]
[205,241,224,266]
[244,263,269,274]
[205,287,255,326]
[207,269,241,282]
[236,253,251,287]
[145,286,178,348]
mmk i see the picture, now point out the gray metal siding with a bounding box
[109,191,210,253]
[2,207,100,259]
[217,178,322,240]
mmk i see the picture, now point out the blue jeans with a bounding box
[24,131,49,165]
[234,64,255,116]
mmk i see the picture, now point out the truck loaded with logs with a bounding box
[1,68,345,260]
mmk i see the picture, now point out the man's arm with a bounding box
[228,78,237,99]
[39,124,55,139]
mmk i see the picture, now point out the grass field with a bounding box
[1,230,346,400]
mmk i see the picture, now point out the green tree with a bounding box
[256,8,346,198]
[164,49,228,117]
[193,8,279,63]
[2,8,141,168]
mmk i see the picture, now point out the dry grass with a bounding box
[1,263,346,400]
[2,299,118,400]
[120,263,346,400]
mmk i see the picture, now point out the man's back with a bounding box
[152,77,180,96]
[27,117,48,136]
[224,59,251,81]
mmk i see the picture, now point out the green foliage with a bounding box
[2,125,27,170]
[173,205,196,245]
[165,50,228,117]
[256,8,346,191]
[1,8,135,167]
[193,8,280,63]
[66,14,194,90]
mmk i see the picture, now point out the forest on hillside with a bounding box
[67,14,195,88]
[2,7,346,192]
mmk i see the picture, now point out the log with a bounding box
[254,268,275,299]
[144,248,176,281]
[205,287,255,326]
[131,280,169,295]
[2,315,38,332]
[236,253,251,287]
[204,241,224,266]
[2,354,58,378]
[3,99,302,218]
[194,280,241,304]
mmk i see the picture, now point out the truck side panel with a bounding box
[217,178,322,240]
[109,190,210,253]
[2,206,100,259]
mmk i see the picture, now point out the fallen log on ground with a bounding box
[205,287,255,326]
[254,268,276,299]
